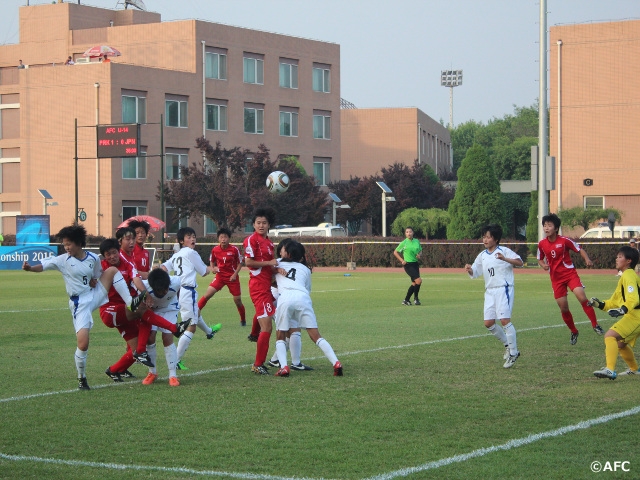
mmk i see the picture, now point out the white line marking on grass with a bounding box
[0,307,67,314]
[364,405,640,479]
[2,405,639,479]
[0,452,331,480]
[0,321,598,404]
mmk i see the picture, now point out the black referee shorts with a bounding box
[403,262,420,281]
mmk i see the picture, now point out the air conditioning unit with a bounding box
[75,57,90,64]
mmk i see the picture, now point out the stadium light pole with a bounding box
[376,181,395,237]
[441,70,463,129]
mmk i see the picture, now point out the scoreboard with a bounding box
[96,124,140,158]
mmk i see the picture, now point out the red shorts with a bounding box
[99,304,139,341]
[550,270,584,299]
[250,289,276,320]
[209,276,241,297]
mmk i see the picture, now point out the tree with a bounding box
[391,208,449,239]
[447,144,504,239]
[526,189,539,246]
[160,140,329,231]
[558,206,622,231]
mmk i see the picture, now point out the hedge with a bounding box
[4,234,626,270]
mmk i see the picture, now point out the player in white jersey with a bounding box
[140,268,182,386]
[272,240,342,377]
[161,227,220,367]
[465,224,524,368]
[22,224,145,390]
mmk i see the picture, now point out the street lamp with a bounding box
[441,69,462,128]
[376,181,395,237]
[328,193,350,227]
[38,189,58,215]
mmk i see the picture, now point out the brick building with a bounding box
[0,2,340,235]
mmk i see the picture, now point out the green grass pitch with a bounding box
[1,268,638,479]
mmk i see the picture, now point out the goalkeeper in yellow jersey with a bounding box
[591,246,640,380]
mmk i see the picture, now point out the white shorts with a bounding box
[483,285,515,321]
[69,283,108,333]
[150,309,179,334]
[274,291,317,332]
[179,286,200,325]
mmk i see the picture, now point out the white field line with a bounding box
[1,320,635,479]
[0,320,604,404]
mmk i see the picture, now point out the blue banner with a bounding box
[16,215,50,246]
[0,245,57,270]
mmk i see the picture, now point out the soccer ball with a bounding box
[266,171,290,193]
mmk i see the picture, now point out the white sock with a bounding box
[316,337,338,365]
[488,323,508,346]
[197,316,212,335]
[290,332,302,365]
[75,348,88,378]
[276,340,288,368]
[147,343,157,374]
[112,271,132,306]
[177,331,193,361]
[503,322,518,355]
[165,344,178,377]
[271,336,290,363]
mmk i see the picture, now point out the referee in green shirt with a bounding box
[394,227,423,305]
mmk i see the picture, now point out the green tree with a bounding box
[391,208,449,239]
[447,145,504,239]
[526,189,539,245]
[558,207,622,231]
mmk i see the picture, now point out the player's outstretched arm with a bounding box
[580,249,594,267]
[22,261,43,273]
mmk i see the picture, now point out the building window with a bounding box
[122,95,146,124]
[313,114,331,139]
[166,207,187,233]
[122,149,146,179]
[279,111,298,137]
[205,52,227,80]
[243,57,264,84]
[279,61,298,89]
[584,196,604,210]
[166,153,188,180]
[313,159,331,186]
[165,99,188,127]
[205,217,217,235]
[206,103,227,131]
[122,204,147,220]
[312,66,330,93]
[244,107,264,134]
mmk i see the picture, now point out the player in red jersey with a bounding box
[99,233,189,382]
[537,213,604,345]
[198,227,247,326]
[243,207,278,375]
[128,219,151,279]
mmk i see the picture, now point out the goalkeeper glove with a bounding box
[608,306,628,318]
[588,297,605,310]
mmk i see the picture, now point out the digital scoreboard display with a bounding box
[96,124,140,158]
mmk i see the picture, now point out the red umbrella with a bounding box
[118,215,166,232]
[83,45,122,58]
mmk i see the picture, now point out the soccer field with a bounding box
[1,268,638,479]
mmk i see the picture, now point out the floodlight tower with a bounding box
[440,70,463,129]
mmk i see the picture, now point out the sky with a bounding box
[2,0,639,126]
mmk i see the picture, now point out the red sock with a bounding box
[250,314,260,337]
[137,321,152,353]
[255,331,271,366]
[110,348,135,373]
[581,300,599,327]
[141,309,177,333]
[198,296,208,311]
[237,305,246,322]
[561,310,578,333]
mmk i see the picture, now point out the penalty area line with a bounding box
[364,405,640,479]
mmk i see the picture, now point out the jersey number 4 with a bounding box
[286,268,297,281]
